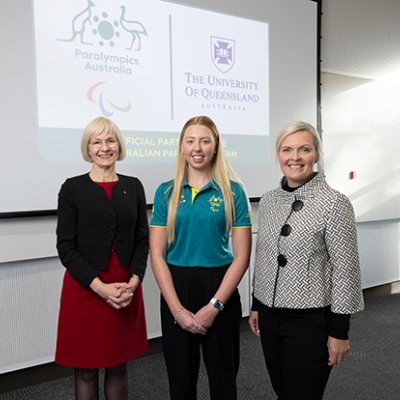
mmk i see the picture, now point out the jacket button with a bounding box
[277,254,287,267]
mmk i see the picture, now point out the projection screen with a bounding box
[0,0,319,215]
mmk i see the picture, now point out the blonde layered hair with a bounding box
[166,116,244,244]
[81,116,126,162]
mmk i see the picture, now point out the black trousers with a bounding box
[161,265,242,400]
[258,306,332,400]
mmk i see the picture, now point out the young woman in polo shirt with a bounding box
[150,115,252,400]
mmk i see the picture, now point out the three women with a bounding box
[56,115,363,400]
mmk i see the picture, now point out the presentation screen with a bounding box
[1,0,318,215]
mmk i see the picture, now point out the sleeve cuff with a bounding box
[328,312,351,340]
[251,296,264,311]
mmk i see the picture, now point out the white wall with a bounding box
[320,0,400,288]
[321,0,400,223]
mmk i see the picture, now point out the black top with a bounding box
[56,173,149,287]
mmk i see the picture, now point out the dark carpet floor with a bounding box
[1,291,399,399]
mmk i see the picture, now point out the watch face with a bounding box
[214,299,224,311]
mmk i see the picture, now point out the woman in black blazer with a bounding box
[55,116,149,400]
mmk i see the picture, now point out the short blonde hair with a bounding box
[81,116,126,162]
[276,121,324,172]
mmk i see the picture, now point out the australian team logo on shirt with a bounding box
[208,195,224,212]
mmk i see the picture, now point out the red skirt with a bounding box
[55,251,148,368]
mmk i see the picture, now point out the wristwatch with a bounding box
[210,297,224,311]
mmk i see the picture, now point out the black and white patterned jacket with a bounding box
[253,173,364,314]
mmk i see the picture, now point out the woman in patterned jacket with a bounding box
[249,121,364,400]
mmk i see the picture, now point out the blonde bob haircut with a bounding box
[276,120,324,173]
[81,116,126,162]
[166,115,247,244]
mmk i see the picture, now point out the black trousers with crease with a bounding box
[258,305,333,400]
[161,264,242,400]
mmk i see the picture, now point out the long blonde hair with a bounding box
[166,116,243,244]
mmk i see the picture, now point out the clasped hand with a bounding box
[101,282,135,309]
[174,303,218,335]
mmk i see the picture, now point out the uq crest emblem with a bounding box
[210,37,235,73]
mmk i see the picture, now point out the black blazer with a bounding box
[56,173,149,287]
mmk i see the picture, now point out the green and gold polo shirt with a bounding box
[150,179,251,267]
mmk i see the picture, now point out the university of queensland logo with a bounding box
[210,36,235,73]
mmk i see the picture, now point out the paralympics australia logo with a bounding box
[58,1,147,50]
[87,82,132,117]
[210,37,235,73]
